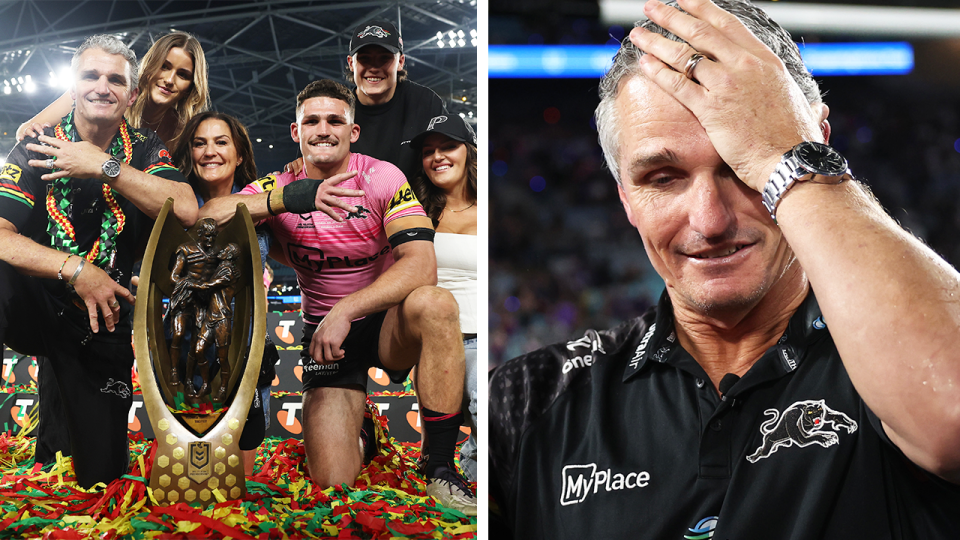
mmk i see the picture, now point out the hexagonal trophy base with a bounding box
[150,416,247,503]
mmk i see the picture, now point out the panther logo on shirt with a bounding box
[345,205,371,220]
[101,378,131,399]
[746,399,857,463]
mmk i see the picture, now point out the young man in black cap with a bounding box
[346,19,447,182]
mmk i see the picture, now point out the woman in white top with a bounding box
[410,115,478,481]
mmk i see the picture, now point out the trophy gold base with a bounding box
[149,415,247,504]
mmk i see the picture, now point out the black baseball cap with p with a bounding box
[410,114,478,151]
[349,19,403,55]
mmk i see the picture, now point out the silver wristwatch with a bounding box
[761,141,852,221]
[101,155,122,180]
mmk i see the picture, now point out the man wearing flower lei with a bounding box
[0,34,198,488]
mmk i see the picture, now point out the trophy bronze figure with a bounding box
[134,200,265,504]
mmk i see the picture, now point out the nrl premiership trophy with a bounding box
[134,199,265,504]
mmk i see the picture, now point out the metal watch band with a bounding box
[761,151,807,221]
[102,155,122,179]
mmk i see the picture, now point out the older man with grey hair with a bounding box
[0,34,197,488]
[490,0,960,538]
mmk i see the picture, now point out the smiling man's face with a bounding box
[614,75,796,315]
[71,48,137,127]
[291,96,361,174]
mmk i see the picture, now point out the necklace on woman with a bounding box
[447,202,475,213]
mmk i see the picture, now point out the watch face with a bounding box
[795,141,848,176]
[103,158,121,178]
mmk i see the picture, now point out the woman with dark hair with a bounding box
[173,111,258,203]
[173,111,277,475]
[410,114,478,481]
[17,31,210,148]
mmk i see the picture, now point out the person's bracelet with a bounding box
[68,258,86,286]
[266,190,278,216]
[57,254,73,281]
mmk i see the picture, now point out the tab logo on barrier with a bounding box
[11,397,35,428]
[279,401,303,434]
[128,401,144,431]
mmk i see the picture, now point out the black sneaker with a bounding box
[426,462,477,516]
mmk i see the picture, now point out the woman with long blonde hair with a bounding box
[17,31,209,148]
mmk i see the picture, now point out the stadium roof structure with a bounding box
[0,0,478,162]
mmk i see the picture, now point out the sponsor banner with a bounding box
[267,393,424,443]
[560,463,651,506]
[2,353,37,387]
[268,311,303,347]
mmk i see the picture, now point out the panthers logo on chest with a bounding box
[746,399,857,463]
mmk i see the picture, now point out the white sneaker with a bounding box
[426,462,477,516]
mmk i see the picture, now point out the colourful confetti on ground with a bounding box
[0,399,477,539]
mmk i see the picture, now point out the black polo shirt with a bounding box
[490,291,960,539]
[0,121,187,333]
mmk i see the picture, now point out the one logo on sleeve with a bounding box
[386,181,422,218]
[0,164,22,184]
[252,175,277,192]
[562,330,606,374]
[746,399,857,463]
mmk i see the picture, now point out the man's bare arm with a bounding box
[25,135,198,227]
[329,215,437,322]
[0,218,134,333]
[198,172,363,227]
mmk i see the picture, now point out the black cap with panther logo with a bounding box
[349,19,403,55]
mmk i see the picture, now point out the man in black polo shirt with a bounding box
[0,34,198,488]
[489,0,960,538]
[345,18,447,181]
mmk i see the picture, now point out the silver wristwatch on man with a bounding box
[101,155,122,180]
[761,141,852,221]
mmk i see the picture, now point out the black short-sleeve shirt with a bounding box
[352,80,447,181]
[0,120,187,327]
[489,290,960,539]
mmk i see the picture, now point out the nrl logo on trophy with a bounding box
[134,199,265,505]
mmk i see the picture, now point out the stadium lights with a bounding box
[436,28,477,48]
[48,66,71,90]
